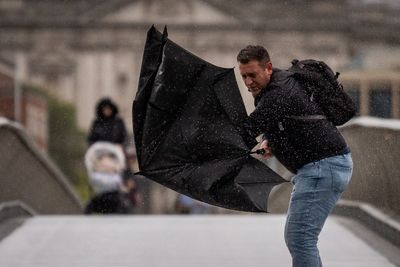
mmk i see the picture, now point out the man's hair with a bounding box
[237,45,270,66]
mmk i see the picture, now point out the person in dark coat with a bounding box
[87,97,127,146]
[237,45,353,267]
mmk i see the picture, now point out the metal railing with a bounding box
[340,116,400,215]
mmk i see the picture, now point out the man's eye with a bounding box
[249,74,256,78]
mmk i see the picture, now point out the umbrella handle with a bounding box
[249,149,266,155]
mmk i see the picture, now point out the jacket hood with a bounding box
[96,97,119,120]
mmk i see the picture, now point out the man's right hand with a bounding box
[260,140,273,159]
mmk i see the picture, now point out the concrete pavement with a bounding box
[0,215,397,267]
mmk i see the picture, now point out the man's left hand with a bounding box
[260,139,273,159]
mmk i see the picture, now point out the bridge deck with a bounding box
[0,215,397,267]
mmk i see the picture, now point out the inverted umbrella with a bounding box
[132,26,286,212]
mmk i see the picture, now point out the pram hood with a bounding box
[85,142,126,175]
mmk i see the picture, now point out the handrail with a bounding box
[0,117,83,214]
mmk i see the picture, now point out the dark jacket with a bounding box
[244,68,348,174]
[88,98,127,146]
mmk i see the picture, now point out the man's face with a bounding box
[102,106,113,117]
[239,60,273,97]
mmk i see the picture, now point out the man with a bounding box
[238,45,353,267]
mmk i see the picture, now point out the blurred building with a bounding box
[0,57,48,150]
[0,0,399,133]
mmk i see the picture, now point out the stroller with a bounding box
[84,142,132,214]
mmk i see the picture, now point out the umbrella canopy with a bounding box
[133,26,286,212]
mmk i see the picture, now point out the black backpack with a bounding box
[288,59,357,126]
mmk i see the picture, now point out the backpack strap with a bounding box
[286,115,327,120]
[278,115,327,131]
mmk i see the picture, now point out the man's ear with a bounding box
[265,61,273,76]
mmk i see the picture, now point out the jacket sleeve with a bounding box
[243,90,288,139]
[116,118,128,145]
[87,121,98,146]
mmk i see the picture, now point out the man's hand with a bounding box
[260,139,273,159]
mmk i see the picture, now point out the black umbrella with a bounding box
[132,26,286,212]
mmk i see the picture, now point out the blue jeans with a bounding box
[284,152,353,267]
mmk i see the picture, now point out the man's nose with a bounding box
[244,77,253,86]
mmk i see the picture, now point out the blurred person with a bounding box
[120,144,143,213]
[238,45,353,267]
[121,169,142,213]
[88,97,127,147]
[124,145,138,171]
